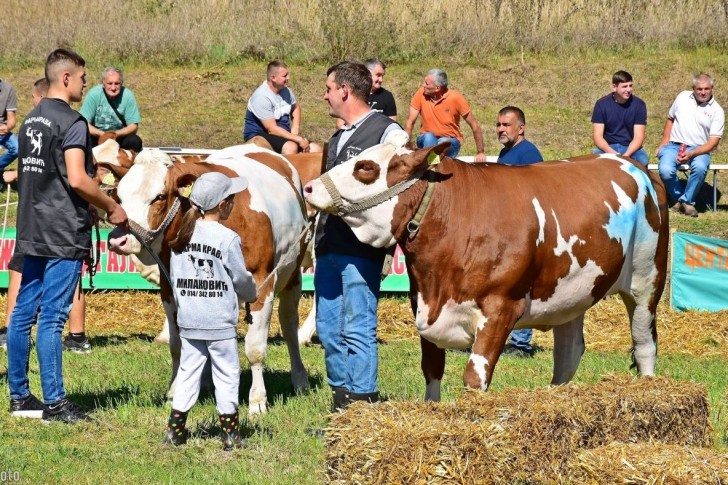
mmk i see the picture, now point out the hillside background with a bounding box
[3,0,728,162]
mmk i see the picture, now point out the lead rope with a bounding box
[83,212,102,291]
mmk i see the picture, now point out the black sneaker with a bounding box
[62,335,91,354]
[502,343,534,358]
[41,398,92,424]
[0,326,7,350]
[10,393,45,419]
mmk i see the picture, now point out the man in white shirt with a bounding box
[656,73,725,217]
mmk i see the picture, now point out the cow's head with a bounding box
[108,149,211,265]
[303,142,450,248]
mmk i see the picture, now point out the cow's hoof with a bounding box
[154,334,170,345]
[294,383,311,396]
[247,401,267,416]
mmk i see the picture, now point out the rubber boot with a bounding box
[219,412,243,451]
[162,409,188,446]
[331,386,350,412]
[348,391,379,404]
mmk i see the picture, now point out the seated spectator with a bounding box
[496,106,543,358]
[0,77,18,172]
[337,58,398,129]
[243,60,321,155]
[404,68,485,162]
[591,70,649,166]
[80,66,143,152]
[496,106,543,166]
[656,73,725,218]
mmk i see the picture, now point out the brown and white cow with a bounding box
[303,143,669,400]
[97,139,322,345]
[108,145,313,414]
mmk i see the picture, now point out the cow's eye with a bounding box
[152,194,165,202]
[353,160,380,185]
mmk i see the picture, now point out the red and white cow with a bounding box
[303,143,669,400]
[109,145,312,414]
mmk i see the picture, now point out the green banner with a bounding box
[1,228,157,290]
[671,231,728,311]
[1,228,412,292]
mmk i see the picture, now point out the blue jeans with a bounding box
[417,133,461,158]
[7,256,82,404]
[508,328,533,353]
[592,144,649,166]
[657,142,711,205]
[0,132,19,171]
[314,252,382,394]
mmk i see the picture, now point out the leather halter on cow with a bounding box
[303,142,669,400]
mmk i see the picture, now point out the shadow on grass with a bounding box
[190,414,274,443]
[87,333,157,348]
[70,384,167,411]
[238,369,325,408]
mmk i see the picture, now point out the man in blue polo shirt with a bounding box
[591,70,648,166]
[496,105,543,357]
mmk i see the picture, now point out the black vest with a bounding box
[16,98,94,260]
[315,112,396,261]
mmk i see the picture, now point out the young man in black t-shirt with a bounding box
[7,48,128,423]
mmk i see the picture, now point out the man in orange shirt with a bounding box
[404,69,486,162]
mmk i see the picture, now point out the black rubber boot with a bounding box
[331,386,350,412]
[219,412,243,451]
[348,391,379,403]
[162,409,188,446]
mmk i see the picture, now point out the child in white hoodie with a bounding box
[163,171,257,450]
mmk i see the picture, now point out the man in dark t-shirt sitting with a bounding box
[365,58,397,121]
[336,58,398,130]
[591,70,649,166]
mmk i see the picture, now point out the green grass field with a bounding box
[2,25,728,483]
[0,335,725,484]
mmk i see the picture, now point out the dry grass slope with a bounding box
[2,0,728,63]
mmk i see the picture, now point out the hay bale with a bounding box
[566,442,728,484]
[325,376,712,484]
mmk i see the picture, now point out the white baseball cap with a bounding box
[189,172,248,211]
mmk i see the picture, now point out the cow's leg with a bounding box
[297,297,317,345]
[278,285,310,393]
[463,300,519,391]
[420,337,445,401]
[620,291,657,376]
[162,301,181,401]
[551,314,586,384]
[245,292,275,415]
[154,316,170,344]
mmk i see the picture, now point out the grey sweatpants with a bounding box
[172,337,240,415]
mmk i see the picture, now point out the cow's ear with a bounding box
[408,142,451,170]
[176,173,198,199]
[97,162,129,181]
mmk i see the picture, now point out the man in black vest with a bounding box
[7,49,128,423]
[315,61,406,410]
